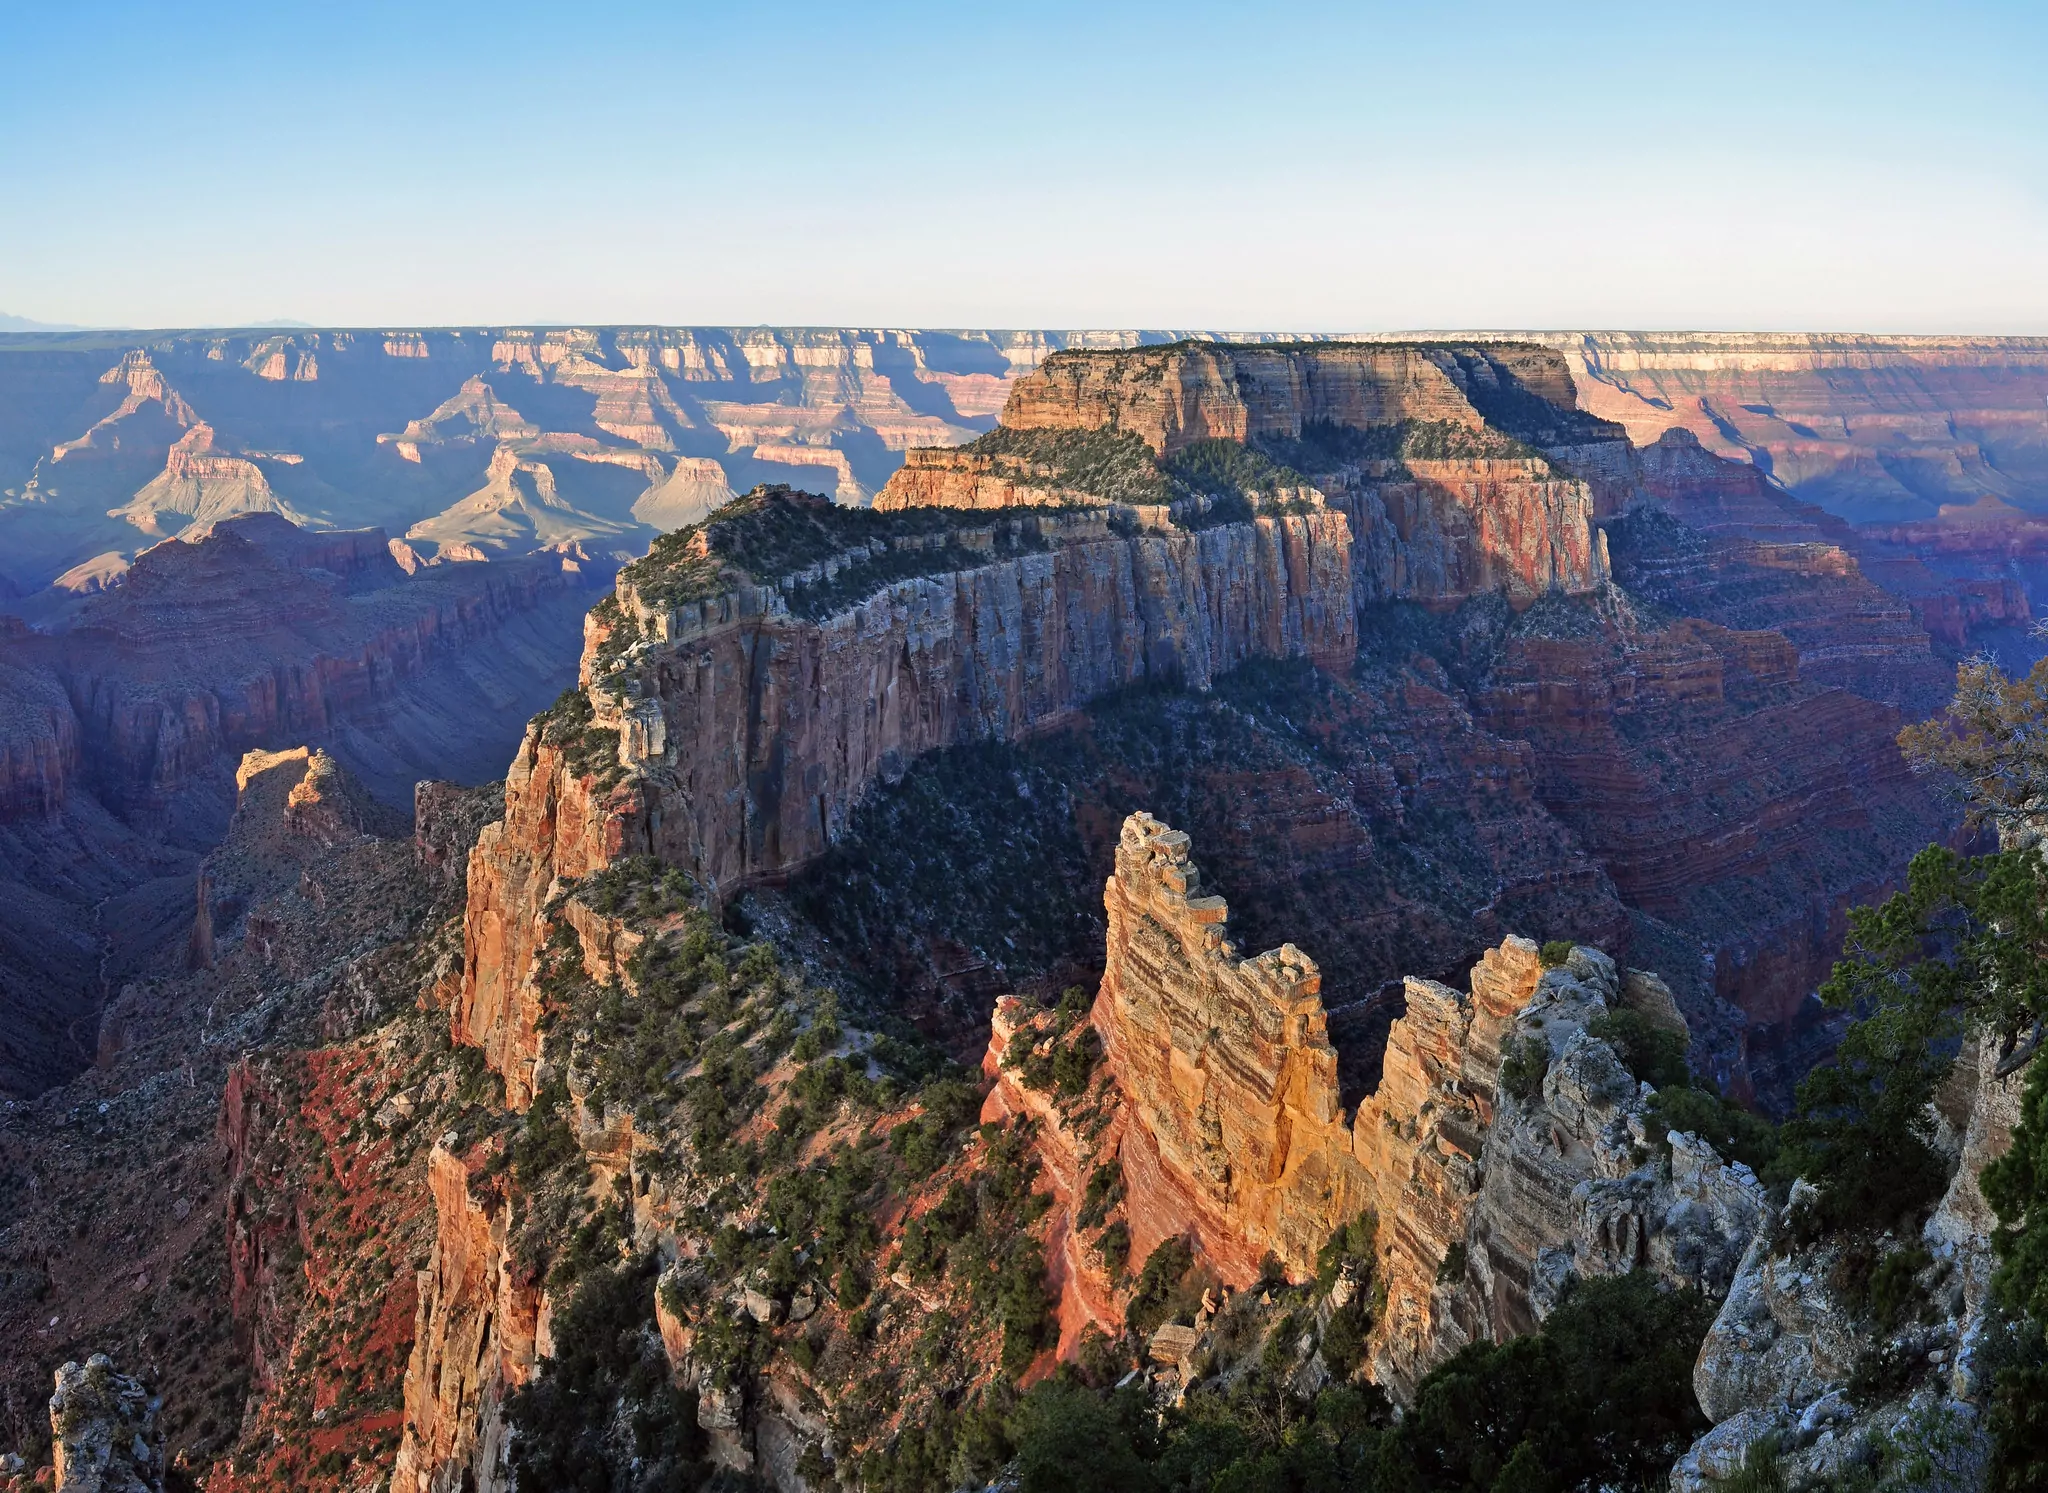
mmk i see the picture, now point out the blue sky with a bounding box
[1,0,2043,331]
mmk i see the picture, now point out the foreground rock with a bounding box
[1669,1035,2028,1491]
[995,811,1763,1402]
[44,1355,161,1493]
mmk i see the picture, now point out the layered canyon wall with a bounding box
[459,495,1357,1105]
[882,340,1613,605]
[0,513,597,1097]
[989,812,1763,1402]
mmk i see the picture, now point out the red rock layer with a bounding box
[1474,617,1951,1029]
[1329,456,1605,603]
[878,342,1612,602]
[391,1144,539,1493]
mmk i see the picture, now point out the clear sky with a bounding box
[1,0,2043,332]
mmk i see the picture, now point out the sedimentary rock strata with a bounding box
[390,1145,537,1493]
[1094,811,1376,1283]
[879,341,1614,603]
[457,493,1355,1102]
[1013,814,1759,1405]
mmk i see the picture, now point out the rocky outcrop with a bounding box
[1672,1040,2031,1491]
[1039,815,1758,1403]
[881,341,1613,603]
[455,737,640,1102]
[457,496,1355,1103]
[1095,811,1376,1284]
[46,1355,162,1493]
[390,1144,540,1493]
[1324,456,1605,604]
[1402,952,1764,1395]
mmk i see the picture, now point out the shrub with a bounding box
[1316,1209,1376,1295]
[1539,940,1575,968]
[1096,1220,1131,1279]
[1589,1008,1691,1091]
[1321,1300,1370,1382]
[1436,1241,1468,1286]
[1125,1237,1196,1338]
[1500,1034,1551,1104]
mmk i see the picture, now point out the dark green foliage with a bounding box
[1644,1085,1779,1176]
[995,1238,1056,1377]
[1260,416,1538,472]
[1848,1335,1926,1407]
[998,1270,1704,1492]
[958,425,1172,504]
[763,1147,882,1292]
[888,1077,978,1179]
[1770,832,2048,1477]
[534,687,625,790]
[1316,1210,1376,1295]
[1125,1237,1197,1338]
[624,484,989,609]
[1436,1242,1468,1286]
[1007,1380,1157,1493]
[1988,1320,2048,1493]
[1162,438,1315,527]
[1988,1053,2048,1328]
[511,1077,583,1189]
[1589,1009,1691,1091]
[1321,1299,1371,1382]
[899,1180,978,1281]
[1383,1273,1713,1492]
[1777,844,2020,1237]
[504,1257,707,1492]
[1715,1439,1788,1493]
[1500,1034,1550,1104]
[1538,940,1574,969]
[1096,1220,1132,1278]
[1867,1243,1933,1332]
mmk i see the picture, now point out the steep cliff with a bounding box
[994,813,1759,1408]
[456,487,1356,1104]
[389,1144,537,1493]
[0,515,595,1097]
[877,341,1615,605]
[1092,812,1376,1285]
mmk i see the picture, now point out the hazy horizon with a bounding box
[4,0,2044,333]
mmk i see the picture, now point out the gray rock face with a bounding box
[1397,947,1763,1393]
[48,1355,161,1493]
[1692,1182,1862,1424]
[1672,1039,2031,1491]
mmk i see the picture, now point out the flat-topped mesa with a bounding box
[997,341,1566,456]
[875,341,1614,602]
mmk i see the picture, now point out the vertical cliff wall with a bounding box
[455,499,1356,1104]
[1095,811,1377,1283]
[1075,814,1762,1403]
[879,340,1615,604]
